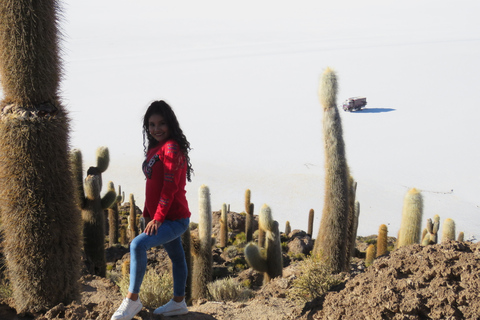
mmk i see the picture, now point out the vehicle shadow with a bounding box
[355,107,396,113]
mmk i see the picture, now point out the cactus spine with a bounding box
[72,147,116,277]
[192,185,213,300]
[245,204,283,284]
[397,188,423,248]
[312,67,350,273]
[441,218,456,242]
[307,209,314,237]
[219,203,228,248]
[376,224,388,257]
[0,0,82,312]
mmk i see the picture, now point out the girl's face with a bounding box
[148,114,170,143]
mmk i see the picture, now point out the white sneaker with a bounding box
[153,299,188,316]
[111,297,142,320]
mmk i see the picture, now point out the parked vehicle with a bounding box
[342,97,367,112]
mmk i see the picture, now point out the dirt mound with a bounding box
[2,240,479,319]
[303,241,480,320]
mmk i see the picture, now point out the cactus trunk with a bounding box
[0,0,81,313]
[312,67,349,274]
[192,185,213,300]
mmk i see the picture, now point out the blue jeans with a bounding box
[129,218,189,297]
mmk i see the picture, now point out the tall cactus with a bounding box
[219,203,228,248]
[192,185,213,300]
[71,147,116,277]
[312,67,350,273]
[441,218,456,242]
[397,188,423,248]
[0,0,82,313]
[245,204,283,284]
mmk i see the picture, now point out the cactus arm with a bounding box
[95,146,110,173]
[106,181,121,209]
[433,217,440,234]
[101,189,117,210]
[259,204,274,232]
[245,242,268,273]
[426,218,433,233]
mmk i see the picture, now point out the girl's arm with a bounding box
[152,141,183,223]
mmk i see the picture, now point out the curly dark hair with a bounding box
[142,100,193,182]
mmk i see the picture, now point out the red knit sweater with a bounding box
[142,139,191,223]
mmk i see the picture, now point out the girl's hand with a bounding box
[145,219,162,235]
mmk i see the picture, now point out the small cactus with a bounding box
[285,221,291,236]
[245,189,254,242]
[365,244,376,267]
[245,204,283,284]
[219,203,228,248]
[397,188,423,248]
[441,218,456,242]
[72,147,116,277]
[307,209,314,237]
[108,184,123,246]
[376,224,388,257]
[128,193,138,242]
[421,215,440,245]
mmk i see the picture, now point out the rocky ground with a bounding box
[1,212,479,320]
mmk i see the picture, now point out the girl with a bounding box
[112,100,193,320]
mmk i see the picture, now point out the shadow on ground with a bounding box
[353,107,396,113]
